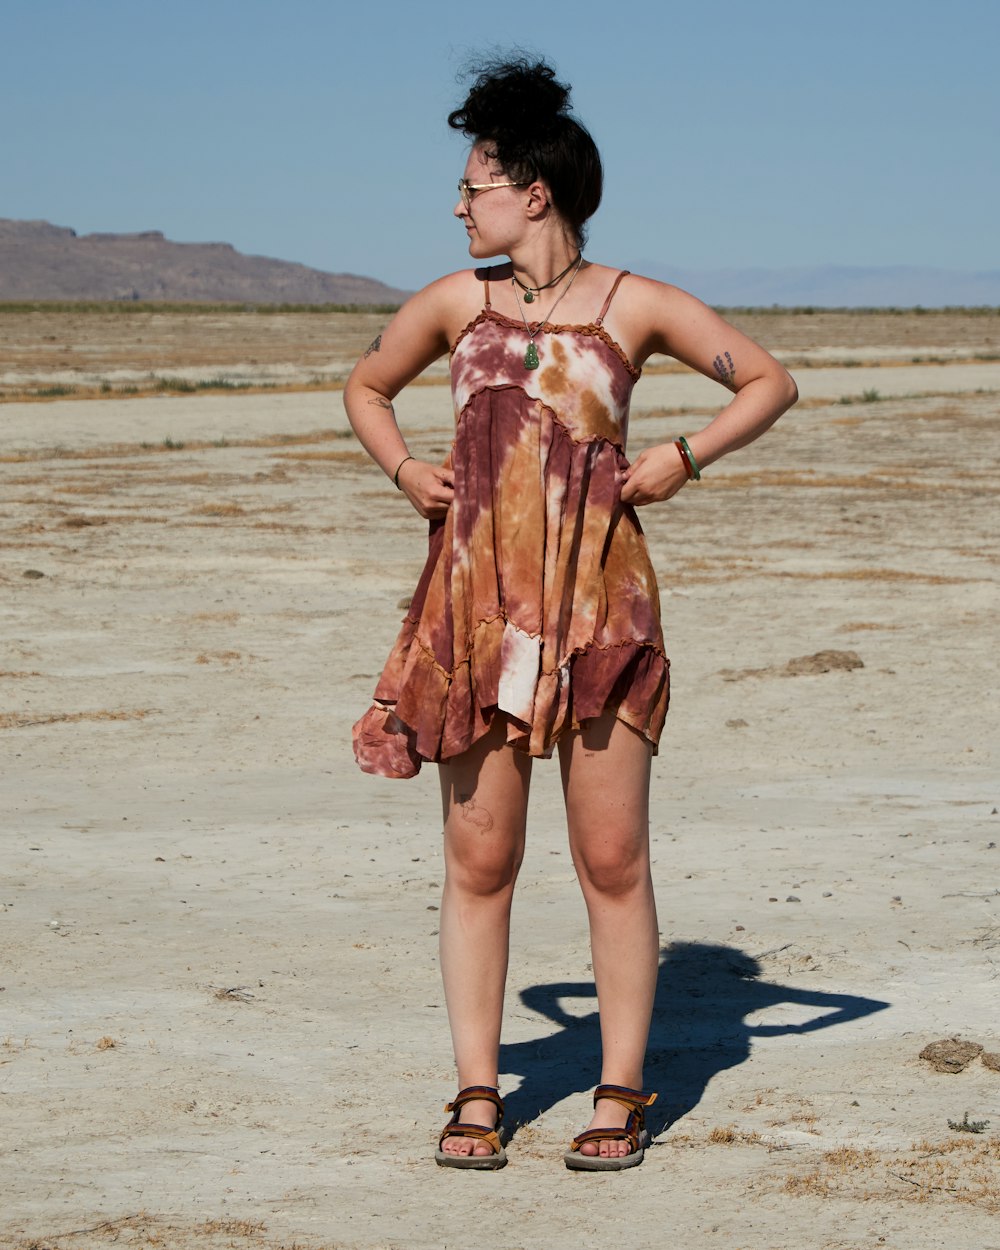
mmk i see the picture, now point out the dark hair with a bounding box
[448,55,603,248]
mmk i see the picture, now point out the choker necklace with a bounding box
[513,253,582,303]
[512,254,585,370]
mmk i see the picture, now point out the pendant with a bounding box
[523,290,534,303]
[523,341,539,369]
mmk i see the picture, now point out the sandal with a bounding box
[435,1085,508,1170]
[564,1084,657,1171]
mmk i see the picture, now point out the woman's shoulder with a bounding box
[410,266,503,299]
[395,268,503,343]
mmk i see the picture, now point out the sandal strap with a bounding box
[438,1123,502,1155]
[569,1125,640,1154]
[444,1085,505,1123]
[593,1084,657,1117]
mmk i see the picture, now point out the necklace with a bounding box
[513,253,581,303]
[512,255,585,370]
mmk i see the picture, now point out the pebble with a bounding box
[786,895,801,903]
[822,891,833,897]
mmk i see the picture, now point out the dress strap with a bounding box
[594,270,630,327]
[483,272,492,309]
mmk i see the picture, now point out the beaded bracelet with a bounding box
[674,436,702,481]
[393,455,414,489]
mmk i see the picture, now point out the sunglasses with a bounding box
[458,178,527,210]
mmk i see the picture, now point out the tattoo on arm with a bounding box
[368,396,394,411]
[713,350,736,387]
[363,334,382,359]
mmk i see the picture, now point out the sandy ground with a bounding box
[2,319,1000,1249]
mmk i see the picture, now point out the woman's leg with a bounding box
[437,716,532,1156]
[558,710,659,1158]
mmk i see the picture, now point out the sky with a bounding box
[3,0,998,291]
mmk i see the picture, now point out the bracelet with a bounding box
[675,436,702,481]
[392,455,414,489]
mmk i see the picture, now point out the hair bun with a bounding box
[449,56,571,140]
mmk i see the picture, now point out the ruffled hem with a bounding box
[352,628,669,778]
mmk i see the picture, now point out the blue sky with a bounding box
[3,0,998,290]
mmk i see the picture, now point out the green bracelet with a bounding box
[677,436,702,480]
[393,455,414,489]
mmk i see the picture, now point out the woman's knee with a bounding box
[571,828,649,897]
[445,825,524,897]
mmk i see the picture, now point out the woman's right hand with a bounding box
[396,459,454,519]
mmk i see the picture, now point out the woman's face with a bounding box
[454,144,526,259]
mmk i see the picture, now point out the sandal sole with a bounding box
[435,1146,508,1170]
[564,1130,649,1171]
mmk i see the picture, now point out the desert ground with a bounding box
[2,307,999,1250]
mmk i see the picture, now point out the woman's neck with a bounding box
[508,237,581,292]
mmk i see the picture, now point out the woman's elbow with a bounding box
[777,367,798,410]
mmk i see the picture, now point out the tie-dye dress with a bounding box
[352,269,669,778]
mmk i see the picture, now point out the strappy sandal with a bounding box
[435,1085,508,1170]
[564,1084,658,1171]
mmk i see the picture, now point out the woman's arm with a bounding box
[619,278,798,506]
[344,273,464,518]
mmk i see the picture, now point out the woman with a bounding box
[346,56,797,1171]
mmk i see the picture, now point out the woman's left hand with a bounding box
[620,442,689,506]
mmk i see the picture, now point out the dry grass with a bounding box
[706,469,953,492]
[189,502,246,517]
[837,622,904,632]
[0,709,154,730]
[774,568,975,584]
[0,1212,278,1250]
[781,1136,1000,1211]
[708,1124,765,1146]
[0,428,355,464]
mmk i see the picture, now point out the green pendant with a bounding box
[523,290,534,303]
[524,341,539,369]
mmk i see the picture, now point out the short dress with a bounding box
[352,268,669,779]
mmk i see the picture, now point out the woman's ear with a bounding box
[524,180,551,219]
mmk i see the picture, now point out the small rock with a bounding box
[397,596,413,610]
[981,1052,1000,1072]
[786,895,801,903]
[919,1038,983,1073]
[768,897,778,903]
[726,718,749,729]
[822,891,833,898]
[23,569,45,579]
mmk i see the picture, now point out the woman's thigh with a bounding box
[438,716,533,885]
[558,711,653,868]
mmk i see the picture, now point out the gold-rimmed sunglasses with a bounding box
[457,178,527,210]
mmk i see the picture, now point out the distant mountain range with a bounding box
[2,219,996,307]
[0,219,410,305]
[637,262,1000,308]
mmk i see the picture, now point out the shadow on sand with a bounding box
[499,941,889,1139]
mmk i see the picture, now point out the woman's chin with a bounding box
[466,237,503,262]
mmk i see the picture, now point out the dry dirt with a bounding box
[1,312,999,1250]
[2,307,998,397]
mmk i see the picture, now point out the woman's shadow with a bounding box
[499,941,889,1138]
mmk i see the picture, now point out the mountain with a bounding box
[634,263,1000,308]
[0,219,410,304]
